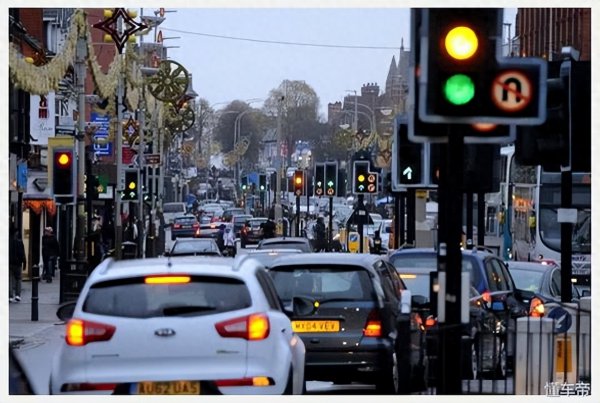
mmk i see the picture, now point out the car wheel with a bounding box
[376,351,399,394]
[492,339,508,379]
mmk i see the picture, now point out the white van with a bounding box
[162,202,187,226]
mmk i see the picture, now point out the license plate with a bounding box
[136,381,200,395]
[292,320,340,333]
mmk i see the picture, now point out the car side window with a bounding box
[255,269,283,311]
[384,261,406,295]
[550,268,562,297]
[375,261,399,303]
[488,258,510,292]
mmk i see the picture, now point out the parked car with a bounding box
[170,215,200,241]
[167,238,222,257]
[50,256,306,395]
[257,237,313,253]
[240,217,268,247]
[162,202,187,226]
[267,253,426,394]
[389,247,531,378]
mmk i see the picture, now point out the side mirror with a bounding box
[56,301,76,321]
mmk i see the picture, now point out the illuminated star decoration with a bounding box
[93,8,148,54]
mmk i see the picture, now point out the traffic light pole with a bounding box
[295,195,300,237]
[357,194,365,253]
[328,196,333,251]
[114,60,124,260]
[437,129,464,394]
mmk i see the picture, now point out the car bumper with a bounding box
[303,338,394,382]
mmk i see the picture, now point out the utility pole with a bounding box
[274,97,284,231]
[74,36,87,260]
[114,16,125,260]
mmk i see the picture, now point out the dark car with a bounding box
[232,214,253,237]
[240,217,268,247]
[267,253,426,394]
[505,261,580,303]
[389,247,531,379]
[167,238,222,257]
[397,267,509,381]
[257,237,313,253]
[170,215,200,241]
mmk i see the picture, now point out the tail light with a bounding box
[215,313,270,340]
[363,309,382,337]
[529,297,545,317]
[481,290,492,304]
[425,315,437,327]
[173,224,182,229]
[215,377,274,387]
[192,223,199,229]
[66,319,116,346]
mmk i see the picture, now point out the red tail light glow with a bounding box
[425,315,437,327]
[66,319,116,346]
[363,309,382,337]
[481,290,492,304]
[215,377,273,387]
[62,383,117,392]
[173,224,182,229]
[215,313,270,340]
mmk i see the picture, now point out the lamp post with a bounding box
[346,89,358,133]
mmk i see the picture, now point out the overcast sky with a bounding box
[159,7,517,119]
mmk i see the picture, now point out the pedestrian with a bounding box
[371,230,383,254]
[261,218,276,239]
[88,218,105,272]
[42,226,60,283]
[528,210,536,243]
[313,216,327,252]
[9,227,26,302]
[222,224,236,257]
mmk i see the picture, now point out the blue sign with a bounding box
[17,161,28,191]
[91,112,112,156]
[547,306,572,334]
[247,172,259,185]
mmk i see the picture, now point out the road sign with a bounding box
[492,70,533,112]
[144,154,161,165]
[547,306,573,334]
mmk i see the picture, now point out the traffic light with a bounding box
[52,148,74,198]
[85,174,100,200]
[123,169,139,200]
[353,160,370,193]
[258,174,267,192]
[417,8,546,126]
[293,169,304,196]
[314,163,325,196]
[241,176,248,192]
[366,171,378,194]
[394,117,423,186]
[324,161,338,196]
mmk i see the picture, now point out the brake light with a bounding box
[425,315,437,327]
[481,290,492,304]
[363,309,382,337]
[193,223,199,229]
[173,224,182,229]
[145,275,191,284]
[215,377,274,387]
[66,319,116,346]
[215,313,270,340]
[529,297,545,317]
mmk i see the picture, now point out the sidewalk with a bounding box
[9,270,63,346]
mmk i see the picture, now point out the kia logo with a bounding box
[154,328,176,337]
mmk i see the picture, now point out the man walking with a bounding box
[9,227,26,302]
[42,226,60,283]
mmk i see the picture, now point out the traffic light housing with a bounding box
[241,176,248,192]
[123,169,139,200]
[258,174,267,192]
[394,118,424,186]
[353,160,368,193]
[52,148,74,199]
[293,169,304,196]
[324,161,338,196]
[417,8,546,126]
[314,163,325,196]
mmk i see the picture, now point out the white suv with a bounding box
[50,256,305,395]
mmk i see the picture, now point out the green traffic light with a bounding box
[444,74,475,105]
[327,180,334,187]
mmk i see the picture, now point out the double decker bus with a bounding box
[493,146,591,289]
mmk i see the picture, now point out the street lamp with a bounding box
[345,101,393,134]
[345,89,358,133]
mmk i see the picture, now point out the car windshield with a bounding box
[260,242,309,252]
[174,217,196,224]
[390,254,437,269]
[508,269,544,293]
[269,266,372,302]
[83,276,251,318]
